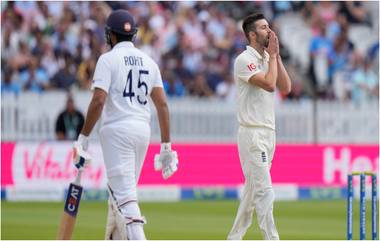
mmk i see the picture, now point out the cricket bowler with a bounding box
[227,12,291,240]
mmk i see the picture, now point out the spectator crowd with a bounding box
[1,1,379,104]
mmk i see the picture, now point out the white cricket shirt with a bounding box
[92,41,163,126]
[234,45,275,130]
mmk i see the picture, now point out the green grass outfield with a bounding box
[1,200,376,240]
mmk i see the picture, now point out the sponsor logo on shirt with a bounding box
[247,63,256,72]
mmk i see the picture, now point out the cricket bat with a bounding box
[57,169,84,240]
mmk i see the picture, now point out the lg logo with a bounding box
[247,63,256,72]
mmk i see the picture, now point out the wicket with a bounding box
[347,172,378,240]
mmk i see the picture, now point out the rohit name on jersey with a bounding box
[124,56,144,67]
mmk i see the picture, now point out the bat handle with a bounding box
[74,169,83,185]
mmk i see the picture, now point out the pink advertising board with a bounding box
[1,142,378,189]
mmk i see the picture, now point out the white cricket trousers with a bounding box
[99,121,150,205]
[228,126,279,240]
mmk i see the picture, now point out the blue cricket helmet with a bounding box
[105,9,138,46]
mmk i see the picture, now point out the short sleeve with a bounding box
[152,63,163,88]
[234,55,261,83]
[91,55,111,93]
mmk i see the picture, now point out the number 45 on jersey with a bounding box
[124,69,149,105]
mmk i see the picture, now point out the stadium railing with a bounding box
[1,91,378,144]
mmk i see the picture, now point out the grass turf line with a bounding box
[1,200,375,240]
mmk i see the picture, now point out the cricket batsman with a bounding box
[72,9,178,240]
[227,12,291,240]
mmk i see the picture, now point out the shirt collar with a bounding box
[113,41,134,49]
[246,45,269,61]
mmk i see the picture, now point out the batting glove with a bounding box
[154,143,178,179]
[73,134,92,170]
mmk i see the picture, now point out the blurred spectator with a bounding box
[35,2,55,34]
[19,57,49,93]
[171,55,193,90]
[2,2,25,57]
[30,28,44,57]
[315,2,338,24]
[270,20,291,61]
[309,19,332,97]
[55,94,84,140]
[329,28,355,101]
[0,1,378,102]
[300,2,315,24]
[367,42,379,74]
[352,57,379,104]
[326,13,349,41]
[181,8,207,50]
[182,44,204,74]
[215,73,236,102]
[271,1,293,19]
[284,64,308,101]
[137,17,155,45]
[9,41,31,72]
[40,39,59,79]
[140,34,161,65]
[338,1,370,25]
[77,58,96,90]
[51,53,78,90]
[156,9,177,55]
[188,72,213,97]
[163,72,185,97]
[1,68,21,95]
